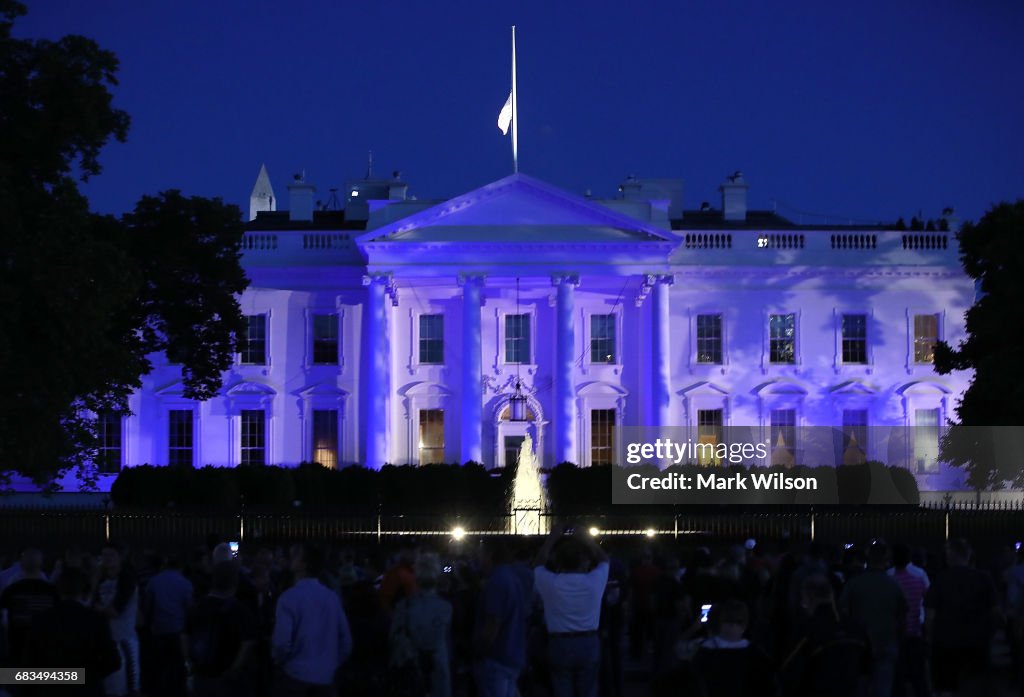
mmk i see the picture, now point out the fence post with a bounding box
[239,495,246,544]
[377,503,382,545]
[810,508,816,542]
[674,514,679,540]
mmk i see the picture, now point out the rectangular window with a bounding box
[312,314,339,365]
[841,314,868,364]
[312,409,338,469]
[591,409,616,466]
[504,435,526,469]
[419,315,444,364]
[913,314,939,364]
[240,314,267,365]
[842,409,868,465]
[504,314,531,364]
[97,411,122,474]
[696,314,723,364]
[590,314,616,364]
[418,409,445,464]
[240,409,266,466]
[168,410,193,467]
[914,408,940,473]
[697,409,724,466]
[769,313,796,364]
[770,408,796,466]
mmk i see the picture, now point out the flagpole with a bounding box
[511,25,518,174]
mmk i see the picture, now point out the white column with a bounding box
[362,274,391,469]
[460,274,484,464]
[652,275,674,428]
[553,274,579,464]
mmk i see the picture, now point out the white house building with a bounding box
[89,167,972,493]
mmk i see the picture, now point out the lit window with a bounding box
[696,314,723,364]
[914,408,940,473]
[241,409,266,466]
[505,314,531,364]
[419,409,444,464]
[770,408,796,467]
[168,410,193,467]
[914,314,938,364]
[590,314,616,363]
[842,409,868,464]
[769,314,796,364]
[240,314,267,365]
[591,409,616,466]
[312,409,338,469]
[97,411,122,474]
[312,314,339,365]
[841,314,868,364]
[419,315,444,364]
[697,409,723,466]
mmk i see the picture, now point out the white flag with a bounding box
[497,91,513,135]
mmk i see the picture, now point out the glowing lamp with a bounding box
[645,528,656,538]
[452,526,467,541]
[589,526,600,537]
[509,380,528,422]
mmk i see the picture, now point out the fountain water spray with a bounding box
[509,434,548,535]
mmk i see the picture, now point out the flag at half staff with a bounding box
[498,92,513,135]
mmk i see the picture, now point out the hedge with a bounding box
[110,463,512,513]
[108,461,918,513]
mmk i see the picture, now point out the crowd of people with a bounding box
[0,527,1019,697]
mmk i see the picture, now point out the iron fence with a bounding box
[2,504,1024,551]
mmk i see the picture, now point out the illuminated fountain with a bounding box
[509,434,548,535]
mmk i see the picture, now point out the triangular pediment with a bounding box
[226,380,277,396]
[829,380,877,396]
[357,173,676,245]
[298,383,350,398]
[155,380,188,397]
[678,381,730,398]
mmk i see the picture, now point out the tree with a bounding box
[0,2,249,487]
[934,201,1024,489]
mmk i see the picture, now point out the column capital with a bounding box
[361,272,391,286]
[636,273,674,306]
[457,272,487,287]
[551,273,580,287]
[363,273,398,306]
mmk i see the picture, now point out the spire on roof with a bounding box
[249,164,276,221]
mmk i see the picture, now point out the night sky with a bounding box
[16,0,1024,225]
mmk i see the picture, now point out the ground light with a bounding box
[451,526,466,541]
[645,528,656,538]
[589,526,600,537]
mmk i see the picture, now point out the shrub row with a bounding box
[109,461,918,513]
[110,463,512,513]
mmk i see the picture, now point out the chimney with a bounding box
[940,206,960,232]
[719,171,748,222]
[388,170,408,201]
[287,172,316,222]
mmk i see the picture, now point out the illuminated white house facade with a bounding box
[93,168,972,492]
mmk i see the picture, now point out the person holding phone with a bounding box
[533,523,609,697]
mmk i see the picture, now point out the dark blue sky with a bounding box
[17,0,1024,225]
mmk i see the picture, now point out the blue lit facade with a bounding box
[63,169,976,492]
